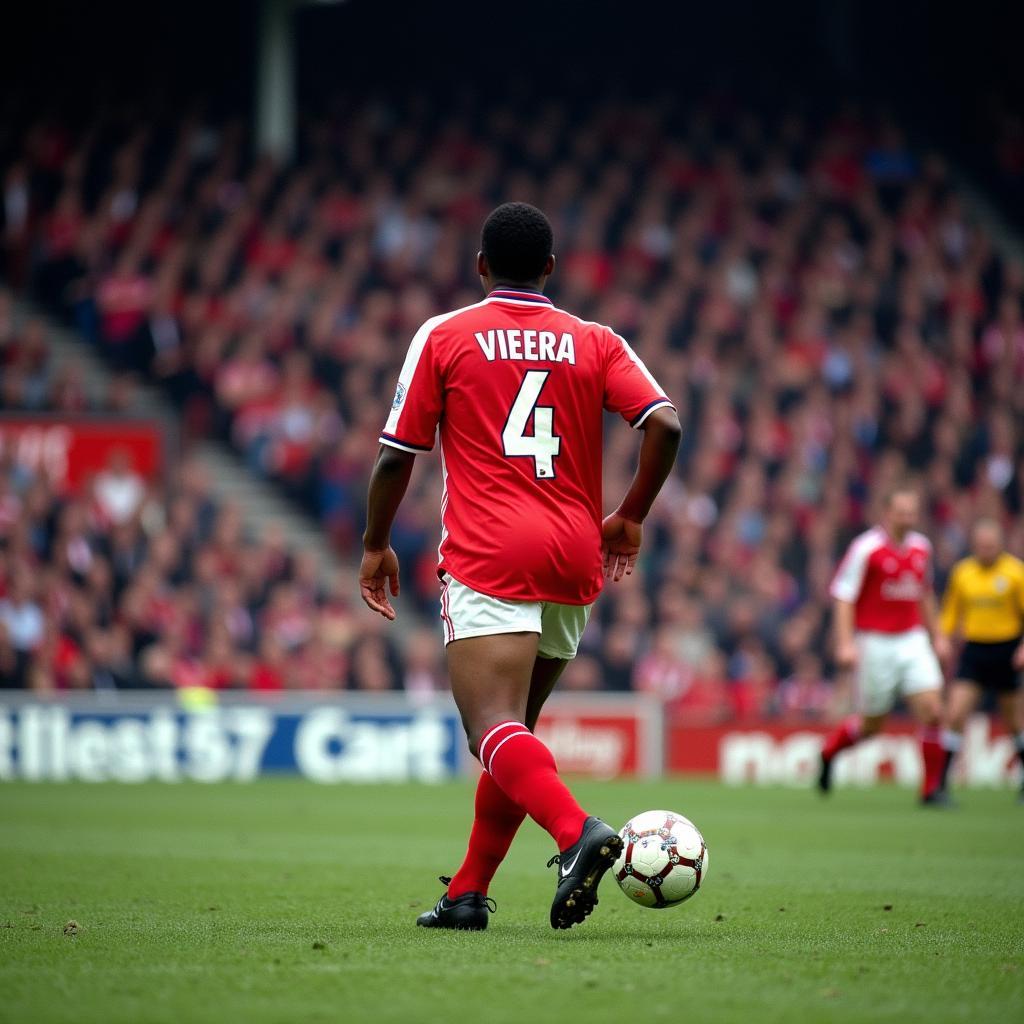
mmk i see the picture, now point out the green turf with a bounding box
[1,780,1022,1024]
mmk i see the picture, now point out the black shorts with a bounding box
[956,638,1022,692]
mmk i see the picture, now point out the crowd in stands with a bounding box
[3,90,1024,720]
[0,428,436,694]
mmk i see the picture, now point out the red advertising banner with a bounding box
[0,418,164,492]
[667,715,1020,787]
[535,695,663,779]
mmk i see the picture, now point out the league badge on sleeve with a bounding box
[392,382,407,410]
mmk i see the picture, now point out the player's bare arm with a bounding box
[921,590,951,663]
[604,406,681,582]
[833,598,858,669]
[360,446,415,620]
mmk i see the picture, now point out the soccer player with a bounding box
[359,203,681,930]
[934,518,1024,802]
[817,486,952,804]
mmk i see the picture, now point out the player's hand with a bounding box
[834,640,858,671]
[601,513,643,582]
[1014,641,1024,671]
[359,547,400,620]
[931,633,952,666]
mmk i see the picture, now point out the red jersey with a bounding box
[830,527,932,633]
[379,289,673,604]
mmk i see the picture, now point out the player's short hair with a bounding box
[481,202,553,284]
[883,482,919,506]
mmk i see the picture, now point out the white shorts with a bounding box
[439,575,592,660]
[855,627,942,716]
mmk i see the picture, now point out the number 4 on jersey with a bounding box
[502,370,561,479]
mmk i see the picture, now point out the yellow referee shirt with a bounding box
[940,553,1024,642]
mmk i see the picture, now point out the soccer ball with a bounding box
[613,809,709,909]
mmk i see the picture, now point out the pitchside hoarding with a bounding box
[667,716,1021,788]
[0,693,1017,785]
[0,693,660,783]
[0,696,461,783]
[536,695,662,778]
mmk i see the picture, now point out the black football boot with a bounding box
[547,817,623,930]
[416,876,495,931]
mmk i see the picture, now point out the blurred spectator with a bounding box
[93,448,146,526]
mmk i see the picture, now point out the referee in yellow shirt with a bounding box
[936,518,1024,802]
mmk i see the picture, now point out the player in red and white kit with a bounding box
[360,203,681,930]
[818,487,952,804]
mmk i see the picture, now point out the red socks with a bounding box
[820,717,954,798]
[447,771,526,899]
[821,716,862,760]
[478,721,588,852]
[920,726,945,798]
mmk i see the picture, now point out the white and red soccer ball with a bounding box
[613,809,709,909]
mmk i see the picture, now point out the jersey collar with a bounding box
[879,526,913,551]
[487,288,553,305]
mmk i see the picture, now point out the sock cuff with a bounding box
[941,729,963,752]
[479,722,532,774]
[477,721,526,763]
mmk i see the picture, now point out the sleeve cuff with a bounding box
[630,399,676,428]
[379,433,432,454]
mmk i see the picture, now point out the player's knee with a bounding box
[465,728,487,760]
[460,719,485,760]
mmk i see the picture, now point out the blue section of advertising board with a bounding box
[0,702,462,783]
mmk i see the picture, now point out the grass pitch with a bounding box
[1,779,1022,1024]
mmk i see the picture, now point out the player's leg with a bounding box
[448,629,621,930]
[446,631,591,848]
[432,582,615,929]
[937,679,982,794]
[906,687,948,803]
[903,629,947,804]
[528,601,621,928]
[419,630,559,931]
[525,654,569,728]
[445,656,567,900]
[418,578,546,930]
[995,689,1024,801]
[819,633,891,793]
[900,629,947,804]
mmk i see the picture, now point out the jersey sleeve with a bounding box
[603,330,675,428]
[830,535,873,603]
[379,319,444,453]
[939,563,963,636]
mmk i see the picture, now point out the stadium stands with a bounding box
[0,401,430,693]
[3,93,1024,713]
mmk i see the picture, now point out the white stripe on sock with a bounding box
[477,721,525,765]
[486,731,532,775]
